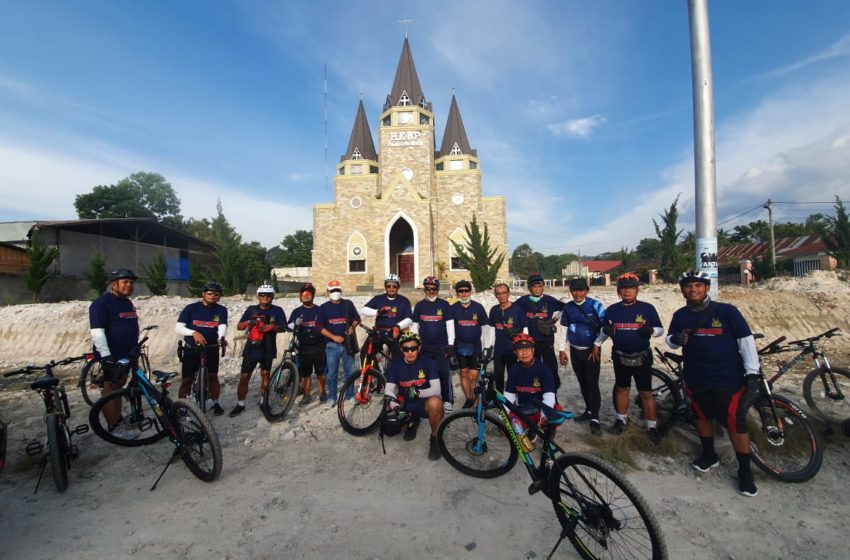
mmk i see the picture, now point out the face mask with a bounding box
[426,295,437,302]
[528,295,541,303]
[459,297,471,304]
[329,292,342,302]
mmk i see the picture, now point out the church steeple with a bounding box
[385,38,431,112]
[341,100,377,162]
[438,95,476,158]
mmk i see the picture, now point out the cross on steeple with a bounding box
[397,17,414,38]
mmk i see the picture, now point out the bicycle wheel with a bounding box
[46,414,69,492]
[548,452,667,560]
[437,409,518,478]
[193,364,208,413]
[263,360,299,422]
[88,387,168,447]
[746,393,822,482]
[79,360,104,406]
[803,366,850,425]
[168,399,222,482]
[634,369,682,433]
[337,368,386,435]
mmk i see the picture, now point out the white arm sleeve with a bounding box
[410,322,419,334]
[482,325,494,348]
[542,391,556,410]
[738,335,761,375]
[396,317,413,330]
[417,379,441,399]
[360,306,378,317]
[175,322,194,337]
[91,328,111,357]
[665,335,682,349]
[595,331,609,345]
[556,332,566,353]
[218,324,227,339]
[384,382,398,408]
[652,326,664,338]
[504,391,517,405]
[446,320,455,345]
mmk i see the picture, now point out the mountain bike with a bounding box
[336,324,396,435]
[88,335,222,488]
[179,341,224,414]
[437,348,667,560]
[262,327,300,422]
[79,325,157,406]
[648,343,822,482]
[3,355,90,493]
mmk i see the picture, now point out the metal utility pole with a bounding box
[688,0,719,297]
[764,198,777,269]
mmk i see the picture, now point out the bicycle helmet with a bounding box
[108,268,138,282]
[256,284,275,296]
[399,332,421,346]
[326,279,342,292]
[616,273,641,288]
[381,405,411,437]
[568,277,589,291]
[512,333,536,350]
[454,279,472,292]
[300,283,316,295]
[679,270,711,287]
[384,273,401,286]
[527,273,544,287]
[202,281,224,295]
[422,275,439,288]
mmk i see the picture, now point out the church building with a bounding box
[312,38,509,291]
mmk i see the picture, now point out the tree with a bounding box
[268,230,313,267]
[821,196,850,269]
[23,232,59,301]
[141,254,168,296]
[74,171,183,228]
[83,253,108,295]
[451,215,505,290]
[653,195,687,282]
[635,237,662,261]
[510,243,541,277]
[614,247,637,275]
[187,259,210,296]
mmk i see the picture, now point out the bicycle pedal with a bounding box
[139,418,155,432]
[73,423,90,435]
[25,440,44,456]
[528,479,546,495]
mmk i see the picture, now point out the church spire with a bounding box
[341,100,377,162]
[385,38,430,112]
[438,94,476,157]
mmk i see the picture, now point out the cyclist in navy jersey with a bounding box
[319,280,360,403]
[411,276,455,414]
[505,333,557,430]
[597,273,663,442]
[488,283,528,394]
[451,280,492,409]
[515,273,564,389]
[360,273,412,358]
[289,283,326,406]
[667,270,761,497]
[175,282,228,415]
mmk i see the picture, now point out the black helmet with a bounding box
[616,273,640,288]
[527,273,544,287]
[678,270,711,287]
[422,275,440,288]
[108,268,138,282]
[202,281,224,295]
[454,279,472,292]
[380,405,411,437]
[568,277,589,291]
[300,283,316,295]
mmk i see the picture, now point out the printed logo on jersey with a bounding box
[327,317,347,325]
[192,320,219,328]
[533,377,541,387]
[119,311,138,319]
[420,315,444,322]
[711,318,722,328]
[437,309,443,316]
[418,370,426,379]
[635,314,645,324]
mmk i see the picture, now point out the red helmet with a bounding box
[422,276,439,288]
[616,273,640,288]
[512,333,535,350]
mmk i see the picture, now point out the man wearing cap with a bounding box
[488,283,528,393]
[451,280,493,409]
[505,333,557,435]
[230,284,287,417]
[411,276,456,413]
[597,273,663,441]
[319,280,361,404]
[667,270,762,497]
[360,274,413,358]
[557,278,606,434]
[289,283,326,406]
[89,268,140,438]
[516,273,564,388]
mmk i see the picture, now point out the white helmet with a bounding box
[384,273,401,285]
[256,284,275,296]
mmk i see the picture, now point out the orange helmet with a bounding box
[616,273,640,288]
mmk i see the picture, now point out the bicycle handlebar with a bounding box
[3,355,88,377]
[757,335,787,355]
[785,328,841,347]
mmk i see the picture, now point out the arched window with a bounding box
[347,231,367,274]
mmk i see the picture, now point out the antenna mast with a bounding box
[324,63,328,192]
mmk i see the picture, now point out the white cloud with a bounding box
[546,114,606,138]
[758,33,850,79]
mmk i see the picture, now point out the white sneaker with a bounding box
[110,426,139,440]
[443,401,453,414]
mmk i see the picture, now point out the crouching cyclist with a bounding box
[505,333,558,436]
[383,333,443,460]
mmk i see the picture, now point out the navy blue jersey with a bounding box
[506,358,556,409]
[239,304,286,358]
[604,301,662,353]
[365,294,412,331]
[561,297,606,348]
[452,301,489,353]
[177,301,227,346]
[386,355,439,403]
[290,305,325,347]
[515,294,564,342]
[89,292,140,359]
[669,302,753,388]
[489,303,528,354]
[413,298,453,351]
[319,299,360,338]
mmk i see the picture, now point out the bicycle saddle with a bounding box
[152,370,177,381]
[30,376,59,391]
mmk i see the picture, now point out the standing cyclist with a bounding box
[319,280,361,403]
[360,273,413,357]
[289,283,326,406]
[451,280,492,409]
[516,273,564,388]
[488,283,527,394]
[411,276,456,414]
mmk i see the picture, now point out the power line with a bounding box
[772,200,848,205]
[716,203,764,227]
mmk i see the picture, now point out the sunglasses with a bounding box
[401,345,420,353]
[424,287,438,292]
[258,294,273,297]
[385,284,400,289]
[456,288,471,293]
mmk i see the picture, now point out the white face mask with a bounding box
[459,297,471,304]
[329,291,342,301]
[426,295,437,302]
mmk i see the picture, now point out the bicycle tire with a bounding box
[263,360,299,422]
[168,399,222,482]
[634,369,682,434]
[193,363,208,413]
[0,417,7,474]
[88,387,168,447]
[746,393,822,482]
[548,452,667,560]
[802,366,850,425]
[80,360,104,407]
[337,368,386,435]
[437,409,518,478]
[46,414,69,492]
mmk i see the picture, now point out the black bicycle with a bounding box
[3,355,90,493]
[336,324,395,435]
[79,325,157,406]
[438,349,667,560]
[648,344,822,482]
[88,335,222,488]
[179,341,224,414]
[262,327,300,422]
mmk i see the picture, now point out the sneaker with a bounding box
[403,418,420,441]
[462,399,474,409]
[428,436,441,461]
[228,405,245,417]
[738,471,758,497]
[646,427,661,444]
[574,411,593,423]
[589,420,602,435]
[692,453,720,473]
[319,392,328,404]
[109,425,139,440]
[607,419,627,435]
[443,401,453,415]
[298,394,313,407]
[327,395,337,406]
[211,403,225,416]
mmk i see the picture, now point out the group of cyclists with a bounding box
[90,265,763,496]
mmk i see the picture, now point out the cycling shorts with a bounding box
[612,359,652,392]
[400,397,430,419]
[457,353,480,370]
[685,384,747,433]
[102,358,138,384]
[181,347,219,378]
[240,355,274,375]
[299,345,326,377]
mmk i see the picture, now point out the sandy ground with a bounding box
[2,271,850,559]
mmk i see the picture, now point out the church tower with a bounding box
[312,38,509,291]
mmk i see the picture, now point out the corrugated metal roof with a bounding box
[717,236,825,261]
[580,260,622,273]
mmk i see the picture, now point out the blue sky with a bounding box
[1,1,849,255]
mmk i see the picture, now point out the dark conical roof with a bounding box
[385,38,429,111]
[341,100,377,162]
[438,95,476,157]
